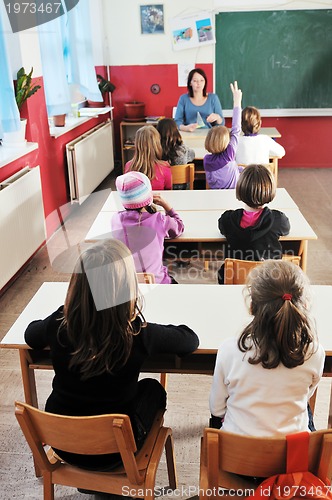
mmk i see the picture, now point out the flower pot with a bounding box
[124,102,145,121]
[2,118,27,147]
[53,114,66,127]
[87,99,105,108]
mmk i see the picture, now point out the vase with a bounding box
[2,118,27,147]
[53,114,66,127]
[124,102,145,121]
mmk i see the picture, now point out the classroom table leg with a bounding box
[298,240,308,273]
[19,350,42,477]
[19,350,38,407]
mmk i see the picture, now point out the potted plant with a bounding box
[87,74,116,107]
[15,66,41,112]
[2,67,41,146]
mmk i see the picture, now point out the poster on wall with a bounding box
[140,5,164,34]
[170,11,215,51]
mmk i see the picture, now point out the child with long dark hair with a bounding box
[25,239,199,470]
[157,117,195,165]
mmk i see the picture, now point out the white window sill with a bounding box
[0,142,38,168]
[49,107,113,138]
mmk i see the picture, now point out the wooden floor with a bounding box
[0,168,332,499]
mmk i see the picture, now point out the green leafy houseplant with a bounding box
[15,67,41,111]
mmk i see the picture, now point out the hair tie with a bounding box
[282,293,292,301]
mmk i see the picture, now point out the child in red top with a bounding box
[125,125,172,190]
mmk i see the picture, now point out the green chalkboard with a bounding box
[215,10,332,110]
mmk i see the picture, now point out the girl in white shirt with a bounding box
[236,106,285,165]
[209,259,325,436]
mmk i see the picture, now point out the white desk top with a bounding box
[1,282,331,354]
[101,188,298,213]
[180,127,281,141]
[85,208,317,243]
[180,127,281,159]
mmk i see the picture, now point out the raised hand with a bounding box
[230,80,242,108]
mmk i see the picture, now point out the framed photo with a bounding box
[140,5,164,34]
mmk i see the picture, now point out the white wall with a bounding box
[100,0,331,67]
[89,0,106,66]
[102,0,215,66]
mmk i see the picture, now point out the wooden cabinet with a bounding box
[120,121,147,171]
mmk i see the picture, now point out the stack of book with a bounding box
[145,115,165,124]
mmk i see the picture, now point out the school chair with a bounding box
[15,401,177,500]
[224,256,301,285]
[171,163,195,190]
[136,272,156,284]
[238,160,279,185]
[199,428,332,499]
[269,156,279,185]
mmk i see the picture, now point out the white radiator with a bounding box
[66,120,114,203]
[0,166,46,290]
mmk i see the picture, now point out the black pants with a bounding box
[55,378,167,471]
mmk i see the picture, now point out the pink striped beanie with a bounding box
[116,171,153,209]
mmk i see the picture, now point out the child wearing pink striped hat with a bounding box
[111,171,184,283]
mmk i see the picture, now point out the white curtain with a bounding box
[62,0,102,102]
[0,10,20,136]
[38,0,102,116]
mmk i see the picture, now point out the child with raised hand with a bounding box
[125,125,172,190]
[210,259,325,435]
[217,164,290,284]
[111,171,184,284]
[204,81,243,189]
[25,239,199,471]
[236,106,285,165]
[157,117,195,165]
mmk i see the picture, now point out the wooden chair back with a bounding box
[171,163,194,190]
[224,256,301,285]
[200,428,332,497]
[15,401,177,499]
[136,272,155,284]
[238,159,279,184]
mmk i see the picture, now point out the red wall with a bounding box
[109,63,332,169]
[0,76,109,238]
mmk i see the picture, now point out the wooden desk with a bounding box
[180,126,281,142]
[100,188,298,212]
[180,127,281,161]
[85,208,317,271]
[1,282,331,410]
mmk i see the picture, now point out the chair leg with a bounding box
[160,373,168,389]
[165,433,178,490]
[43,473,54,500]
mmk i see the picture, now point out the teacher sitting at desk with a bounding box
[174,68,224,132]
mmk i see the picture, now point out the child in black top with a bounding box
[218,164,290,284]
[24,239,199,470]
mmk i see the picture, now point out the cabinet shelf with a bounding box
[120,121,157,171]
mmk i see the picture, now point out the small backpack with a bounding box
[253,432,332,500]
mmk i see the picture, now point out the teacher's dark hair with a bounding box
[187,68,208,97]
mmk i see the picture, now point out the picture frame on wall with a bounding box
[140,4,164,34]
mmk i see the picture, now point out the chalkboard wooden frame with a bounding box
[215,10,332,116]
